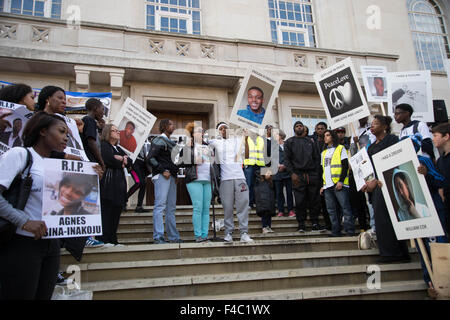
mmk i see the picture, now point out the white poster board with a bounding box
[314,58,370,129]
[372,138,444,240]
[230,67,282,131]
[0,100,33,156]
[42,159,102,239]
[361,66,388,103]
[387,70,434,123]
[54,113,89,161]
[65,92,112,117]
[112,97,157,161]
[349,147,375,191]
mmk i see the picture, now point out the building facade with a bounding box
[0,0,449,137]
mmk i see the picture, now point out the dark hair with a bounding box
[59,173,96,196]
[432,122,450,136]
[395,103,414,115]
[315,122,327,129]
[85,98,103,112]
[248,86,264,97]
[374,115,393,134]
[216,121,228,129]
[22,111,66,147]
[159,119,171,133]
[37,86,65,111]
[374,77,384,83]
[0,84,33,104]
[125,121,135,129]
[13,118,22,124]
[324,129,339,147]
[394,172,415,205]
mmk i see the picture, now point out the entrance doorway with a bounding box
[145,108,211,206]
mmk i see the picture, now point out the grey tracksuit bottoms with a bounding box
[219,179,250,235]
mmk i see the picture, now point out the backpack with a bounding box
[254,178,275,217]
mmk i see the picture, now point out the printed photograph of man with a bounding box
[120,120,138,153]
[48,173,98,216]
[372,77,387,97]
[0,118,22,147]
[237,87,265,125]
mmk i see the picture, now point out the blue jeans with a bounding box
[186,181,212,238]
[274,178,293,213]
[324,187,355,235]
[244,165,256,206]
[153,175,180,241]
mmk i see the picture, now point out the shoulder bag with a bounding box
[0,148,33,246]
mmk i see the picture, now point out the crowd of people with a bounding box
[0,82,449,300]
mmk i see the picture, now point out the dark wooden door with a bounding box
[145,111,209,206]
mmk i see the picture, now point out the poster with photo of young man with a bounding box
[372,138,444,240]
[42,159,102,239]
[361,66,388,103]
[314,58,370,129]
[387,70,434,123]
[0,100,33,156]
[112,98,157,162]
[230,67,282,132]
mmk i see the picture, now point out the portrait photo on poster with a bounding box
[372,138,444,240]
[42,159,102,239]
[113,97,157,161]
[361,66,389,103]
[382,160,430,222]
[0,100,33,156]
[230,67,281,131]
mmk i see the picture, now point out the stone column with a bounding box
[74,65,90,92]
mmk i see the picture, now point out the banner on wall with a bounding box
[372,138,444,240]
[360,66,389,103]
[387,70,434,123]
[112,97,157,162]
[42,159,102,239]
[314,58,370,129]
[0,100,34,156]
[0,81,112,116]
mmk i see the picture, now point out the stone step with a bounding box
[61,238,361,264]
[81,263,423,300]
[176,280,427,300]
[62,248,419,283]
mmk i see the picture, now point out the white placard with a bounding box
[230,67,282,131]
[387,70,434,123]
[349,147,375,191]
[55,113,89,161]
[361,66,388,103]
[112,97,157,161]
[372,138,444,240]
[42,159,102,239]
[314,58,370,129]
[0,100,33,156]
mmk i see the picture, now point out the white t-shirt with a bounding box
[400,121,433,158]
[351,125,376,149]
[323,146,348,189]
[194,143,211,181]
[210,137,245,181]
[0,147,44,237]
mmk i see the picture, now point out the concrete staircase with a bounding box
[60,206,427,300]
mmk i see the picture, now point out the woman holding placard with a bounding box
[98,124,131,246]
[0,111,69,299]
[362,115,410,263]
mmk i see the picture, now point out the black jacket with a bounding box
[148,135,180,177]
[284,136,320,175]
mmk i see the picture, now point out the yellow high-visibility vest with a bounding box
[244,136,265,166]
[321,145,349,186]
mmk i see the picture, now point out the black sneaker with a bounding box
[135,206,150,213]
[312,224,327,232]
[56,272,67,285]
[297,225,306,233]
[168,239,184,243]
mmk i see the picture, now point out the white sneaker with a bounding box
[103,243,115,248]
[266,227,274,233]
[240,233,254,243]
[115,244,125,247]
[223,233,233,243]
[262,227,270,234]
